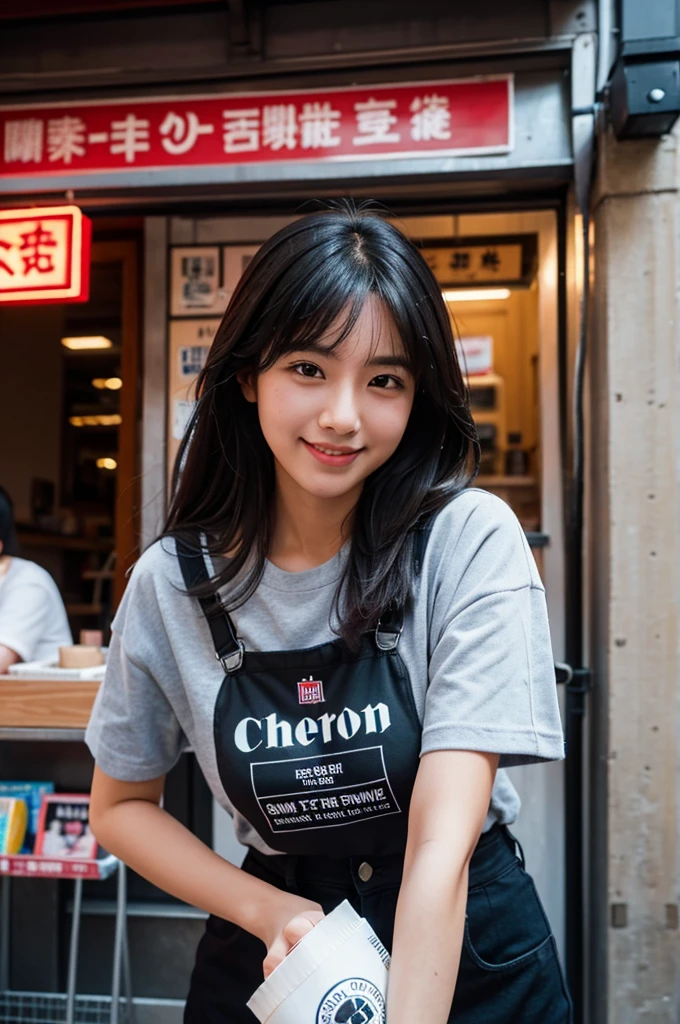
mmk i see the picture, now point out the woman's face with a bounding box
[239,297,416,503]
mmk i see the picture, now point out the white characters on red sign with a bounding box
[262,104,298,151]
[410,94,452,142]
[160,111,214,155]
[299,102,341,149]
[0,221,58,278]
[4,119,44,164]
[352,98,400,146]
[47,116,86,164]
[223,109,260,153]
[109,114,151,163]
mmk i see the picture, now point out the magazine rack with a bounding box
[0,853,135,1024]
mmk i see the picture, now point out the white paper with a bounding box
[247,900,389,1024]
[172,399,196,440]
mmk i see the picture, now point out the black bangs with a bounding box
[257,247,373,371]
[164,200,479,652]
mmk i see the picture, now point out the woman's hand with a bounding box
[262,897,325,978]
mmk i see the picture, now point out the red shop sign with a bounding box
[0,205,92,305]
[0,76,512,178]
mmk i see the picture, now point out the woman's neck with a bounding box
[268,471,359,572]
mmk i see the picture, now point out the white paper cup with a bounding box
[247,900,390,1024]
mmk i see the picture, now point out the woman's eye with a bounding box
[292,363,322,378]
[370,374,404,390]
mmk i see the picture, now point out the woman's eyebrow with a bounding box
[365,354,411,370]
[288,346,411,370]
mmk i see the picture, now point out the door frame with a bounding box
[91,239,141,605]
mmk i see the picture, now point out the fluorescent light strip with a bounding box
[442,288,511,302]
[61,336,113,350]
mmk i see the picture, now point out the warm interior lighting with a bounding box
[69,414,122,427]
[442,288,511,302]
[96,457,118,470]
[92,377,123,390]
[61,336,113,351]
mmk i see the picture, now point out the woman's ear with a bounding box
[236,369,257,404]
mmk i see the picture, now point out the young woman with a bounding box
[87,204,572,1023]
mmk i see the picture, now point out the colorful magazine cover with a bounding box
[0,797,28,854]
[0,782,54,853]
[34,793,98,859]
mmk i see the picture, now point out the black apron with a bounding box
[178,529,573,1024]
[176,526,431,858]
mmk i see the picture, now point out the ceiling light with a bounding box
[92,377,123,390]
[69,414,122,427]
[442,288,511,302]
[96,457,117,470]
[61,336,113,351]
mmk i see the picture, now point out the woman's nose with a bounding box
[317,385,361,435]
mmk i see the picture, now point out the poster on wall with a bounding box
[167,318,221,486]
[223,244,260,300]
[170,246,227,317]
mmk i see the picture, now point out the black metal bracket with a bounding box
[555,663,592,693]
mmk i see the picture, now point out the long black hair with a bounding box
[0,486,19,557]
[164,201,479,649]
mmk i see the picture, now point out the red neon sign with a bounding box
[0,205,91,305]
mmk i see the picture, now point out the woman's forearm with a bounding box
[386,843,469,1024]
[91,799,315,947]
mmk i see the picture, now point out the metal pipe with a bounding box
[597,0,614,95]
[564,207,590,1024]
[110,862,126,1024]
[0,877,10,992]
[66,878,83,1024]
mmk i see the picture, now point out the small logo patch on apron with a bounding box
[297,676,325,704]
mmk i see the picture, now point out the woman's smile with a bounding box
[301,439,365,466]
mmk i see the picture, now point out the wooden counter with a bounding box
[0,677,100,729]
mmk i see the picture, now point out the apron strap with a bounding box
[176,514,436,665]
[374,515,435,651]
[175,538,245,674]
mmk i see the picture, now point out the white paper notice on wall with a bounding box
[455,336,493,376]
[172,399,196,440]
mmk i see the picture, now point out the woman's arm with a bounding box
[0,643,20,674]
[89,766,324,969]
[386,749,499,1024]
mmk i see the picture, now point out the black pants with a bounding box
[184,824,573,1023]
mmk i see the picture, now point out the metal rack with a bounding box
[0,855,135,1024]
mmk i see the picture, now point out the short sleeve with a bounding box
[0,580,52,662]
[85,556,186,782]
[420,495,565,768]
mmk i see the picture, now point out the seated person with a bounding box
[0,486,72,673]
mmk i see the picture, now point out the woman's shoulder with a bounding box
[424,487,540,590]
[8,556,62,593]
[428,486,525,542]
[125,536,185,595]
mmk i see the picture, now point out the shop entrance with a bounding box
[0,231,141,640]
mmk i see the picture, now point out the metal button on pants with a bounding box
[357,861,373,882]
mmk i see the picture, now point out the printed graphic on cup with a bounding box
[317,978,385,1024]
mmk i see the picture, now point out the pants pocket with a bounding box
[464,860,552,970]
[451,861,572,1024]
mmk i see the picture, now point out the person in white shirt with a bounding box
[0,485,72,673]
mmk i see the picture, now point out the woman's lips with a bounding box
[301,439,363,466]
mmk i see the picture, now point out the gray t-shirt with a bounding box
[86,488,564,855]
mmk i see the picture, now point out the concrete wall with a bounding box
[589,125,680,1023]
